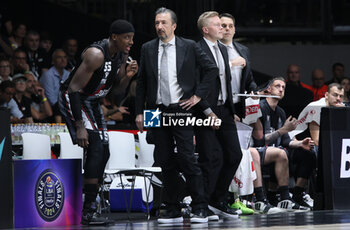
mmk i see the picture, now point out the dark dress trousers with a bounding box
[195,38,243,204]
[136,36,218,210]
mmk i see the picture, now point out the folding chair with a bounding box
[105,131,161,219]
[22,133,51,160]
[58,132,84,173]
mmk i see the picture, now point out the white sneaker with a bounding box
[303,193,314,208]
[277,199,310,212]
[254,200,284,214]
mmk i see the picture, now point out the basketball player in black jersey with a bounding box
[59,19,138,225]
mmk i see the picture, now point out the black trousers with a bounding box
[152,105,207,211]
[196,103,243,204]
[289,147,317,179]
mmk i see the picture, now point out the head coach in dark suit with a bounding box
[196,11,243,219]
[135,7,218,224]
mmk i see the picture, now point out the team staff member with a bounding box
[196,11,243,218]
[135,7,218,224]
[219,13,257,118]
[59,20,138,225]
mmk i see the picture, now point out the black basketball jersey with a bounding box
[62,38,125,101]
[254,99,292,148]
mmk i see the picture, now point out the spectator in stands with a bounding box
[40,31,54,64]
[326,62,345,85]
[119,79,137,129]
[12,48,30,75]
[0,80,24,122]
[0,14,13,56]
[0,13,12,37]
[0,58,12,82]
[23,30,50,78]
[253,77,314,211]
[40,31,53,54]
[8,23,26,50]
[12,73,33,123]
[62,38,79,71]
[341,77,350,106]
[101,94,130,128]
[103,80,137,129]
[40,49,69,123]
[304,69,328,101]
[0,33,13,57]
[24,72,52,122]
[279,64,314,119]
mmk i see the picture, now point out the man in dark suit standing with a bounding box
[196,11,243,218]
[135,7,218,224]
[219,13,257,118]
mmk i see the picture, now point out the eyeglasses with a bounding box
[221,23,234,29]
[14,79,26,84]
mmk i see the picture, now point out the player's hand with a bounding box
[281,116,298,133]
[249,91,259,100]
[180,95,201,110]
[300,137,314,151]
[75,121,89,148]
[136,114,144,132]
[126,60,138,78]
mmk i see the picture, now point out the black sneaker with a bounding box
[207,208,219,221]
[158,208,183,224]
[81,202,114,225]
[190,208,208,223]
[209,201,240,218]
[81,212,114,225]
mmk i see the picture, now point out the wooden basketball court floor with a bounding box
[23,209,350,230]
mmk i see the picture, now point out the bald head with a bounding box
[286,64,300,83]
[311,69,325,88]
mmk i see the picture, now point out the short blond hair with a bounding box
[197,11,219,34]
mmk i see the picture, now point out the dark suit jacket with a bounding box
[232,41,257,94]
[135,36,218,115]
[197,38,235,116]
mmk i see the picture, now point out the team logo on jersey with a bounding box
[35,169,64,221]
[144,109,162,127]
